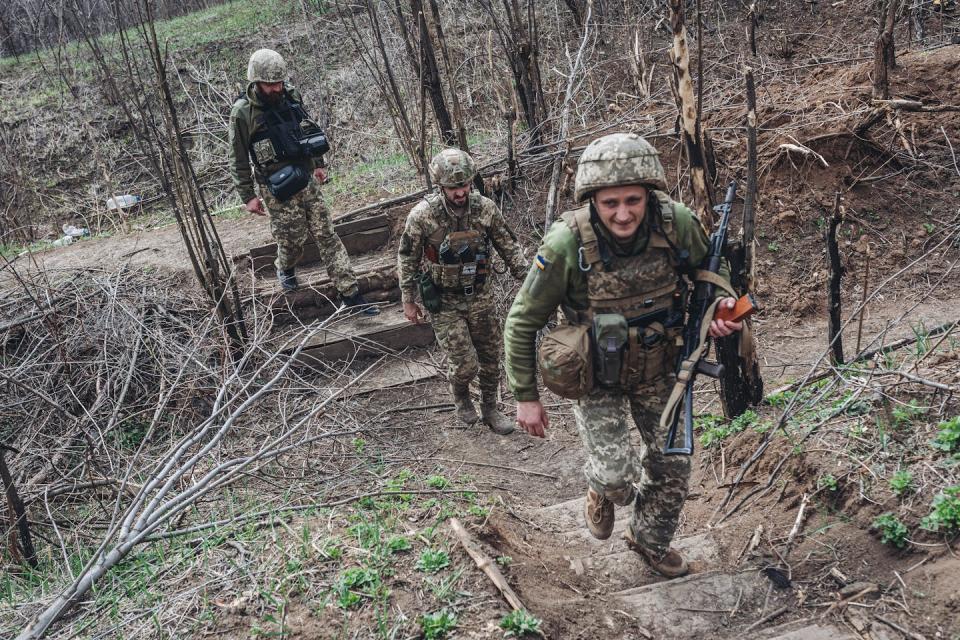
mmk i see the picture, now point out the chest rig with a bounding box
[561,192,689,389]
[247,92,325,170]
[422,193,490,295]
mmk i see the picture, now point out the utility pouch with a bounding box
[538,324,593,400]
[440,264,461,289]
[417,272,442,313]
[592,313,628,388]
[266,164,310,202]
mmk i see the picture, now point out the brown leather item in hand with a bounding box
[714,293,758,323]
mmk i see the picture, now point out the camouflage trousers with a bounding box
[574,375,691,557]
[431,292,502,399]
[260,177,359,296]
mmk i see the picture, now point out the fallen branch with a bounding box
[449,517,527,612]
[778,143,829,168]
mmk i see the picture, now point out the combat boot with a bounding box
[623,529,689,578]
[480,400,515,436]
[277,268,298,291]
[452,388,478,425]
[341,291,380,316]
[584,488,615,540]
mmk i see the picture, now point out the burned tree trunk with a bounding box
[668,0,714,226]
[826,193,845,365]
[426,0,468,151]
[716,65,764,419]
[1,447,37,568]
[411,0,456,146]
[478,0,547,147]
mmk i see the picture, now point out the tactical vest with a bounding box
[560,192,687,388]
[247,93,313,170]
[422,193,490,295]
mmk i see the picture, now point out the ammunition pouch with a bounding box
[266,164,310,202]
[427,229,489,295]
[417,271,443,313]
[300,132,329,157]
[593,314,628,388]
[538,324,593,400]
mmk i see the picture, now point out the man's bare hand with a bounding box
[709,297,743,338]
[245,197,265,216]
[403,302,424,324]
[313,167,328,184]
[516,400,549,438]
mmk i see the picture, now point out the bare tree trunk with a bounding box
[544,1,593,228]
[669,0,714,226]
[746,3,758,56]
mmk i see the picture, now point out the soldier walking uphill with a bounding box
[398,149,527,435]
[503,134,743,577]
[229,49,377,314]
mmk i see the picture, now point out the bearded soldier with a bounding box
[398,149,528,435]
[503,133,742,577]
[229,49,377,314]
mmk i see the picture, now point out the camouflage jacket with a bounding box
[397,192,527,304]
[504,197,731,402]
[228,83,321,204]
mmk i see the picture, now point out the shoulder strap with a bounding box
[562,206,604,273]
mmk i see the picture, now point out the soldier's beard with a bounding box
[258,89,284,106]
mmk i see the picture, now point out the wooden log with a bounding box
[291,302,435,364]
[449,517,527,612]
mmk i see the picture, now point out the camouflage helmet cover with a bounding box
[574,132,667,202]
[429,148,477,187]
[247,48,287,83]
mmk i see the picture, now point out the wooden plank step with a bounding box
[340,359,439,397]
[290,302,435,364]
[247,214,392,275]
[614,570,765,639]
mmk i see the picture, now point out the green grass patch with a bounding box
[500,609,543,637]
[889,470,914,497]
[872,513,909,549]
[416,549,450,574]
[931,416,960,454]
[921,486,960,533]
[419,609,458,639]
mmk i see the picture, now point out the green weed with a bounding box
[698,410,759,447]
[767,241,780,252]
[921,486,960,533]
[892,399,926,427]
[500,609,543,637]
[416,549,450,574]
[426,567,466,603]
[386,536,411,553]
[419,610,458,639]
[889,470,914,497]
[872,513,909,548]
[817,473,839,492]
[496,555,513,567]
[931,416,960,454]
[426,475,450,489]
[353,437,366,454]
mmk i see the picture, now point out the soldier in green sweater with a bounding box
[229,49,376,314]
[503,133,742,578]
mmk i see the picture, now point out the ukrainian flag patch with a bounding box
[535,254,550,270]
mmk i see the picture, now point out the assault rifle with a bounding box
[662,181,738,455]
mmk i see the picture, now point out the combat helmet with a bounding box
[429,148,477,187]
[574,133,667,202]
[247,49,287,83]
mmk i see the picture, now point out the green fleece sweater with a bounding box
[503,199,731,402]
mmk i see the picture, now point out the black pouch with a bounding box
[417,272,443,313]
[592,313,628,388]
[267,164,310,202]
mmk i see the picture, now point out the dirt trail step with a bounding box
[534,496,773,638]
